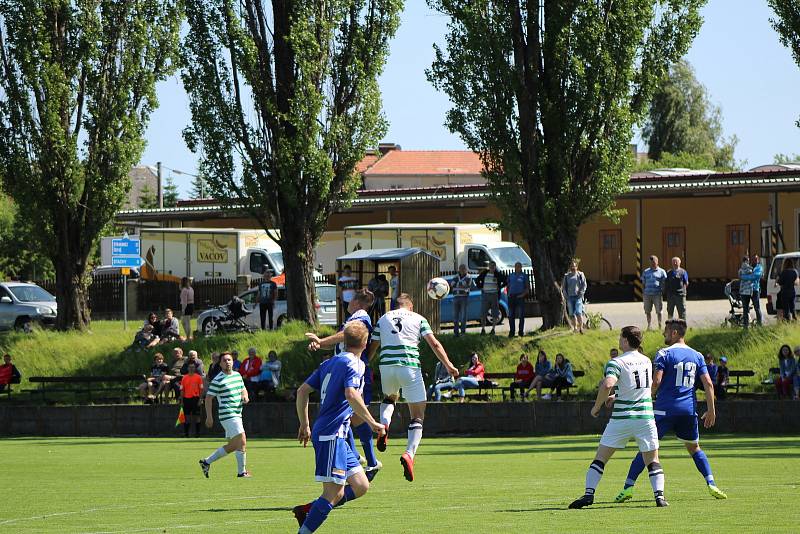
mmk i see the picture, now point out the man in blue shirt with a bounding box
[665,257,688,320]
[507,262,530,338]
[293,321,385,533]
[305,290,381,477]
[613,319,728,503]
[641,255,667,330]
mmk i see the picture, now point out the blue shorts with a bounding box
[566,296,584,317]
[654,413,699,443]
[362,381,372,405]
[313,436,363,485]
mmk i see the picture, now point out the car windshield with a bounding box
[491,246,532,268]
[770,257,799,279]
[316,285,336,303]
[269,252,284,274]
[9,285,56,303]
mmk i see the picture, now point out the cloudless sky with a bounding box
[140,0,800,196]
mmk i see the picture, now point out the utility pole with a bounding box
[157,161,163,208]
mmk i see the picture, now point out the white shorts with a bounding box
[600,418,659,452]
[221,417,245,439]
[379,365,427,403]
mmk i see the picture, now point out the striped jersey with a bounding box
[373,308,432,368]
[206,371,245,422]
[604,350,654,420]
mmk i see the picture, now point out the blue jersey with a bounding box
[653,343,708,416]
[305,352,364,440]
[335,309,373,384]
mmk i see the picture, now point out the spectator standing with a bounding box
[180,362,204,437]
[338,265,359,313]
[160,309,181,343]
[449,264,472,337]
[665,257,689,320]
[428,360,455,401]
[367,274,389,320]
[641,255,667,330]
[748,255,764,326]
[716,357,730,400]
[180,277,195,340]
[775,259,799,321]
[526,350,552,399]
[258,269,278,330]
[562,260,587,334]
[507,262,530,337]
[775,345,796,399]
[453,353,485,402]
[738,257,755,329]
[0,353,21,393]
[138,353,169,402]
[476,261,507,336]
[509,353,534,401]
[387,265,400,310]
[239,347,262,398]
[231,350,241,372]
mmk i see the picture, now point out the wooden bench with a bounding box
[466,370,585,401]
[29,375,145,404]
[726,369,754,395]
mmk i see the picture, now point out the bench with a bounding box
[29,375,146,404]
[726,369,754,395]
[465,370,585,401]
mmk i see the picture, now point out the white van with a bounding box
[766,252,800,315]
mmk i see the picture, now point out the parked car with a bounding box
[766,252,800,315]
[439,276,508,326]
[0,282,58,332]
[198,283,336,335]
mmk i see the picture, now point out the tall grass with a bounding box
[2,321,796,395]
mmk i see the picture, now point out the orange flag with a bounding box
[175,407,185,427]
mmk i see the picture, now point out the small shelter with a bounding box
[335,248,441,332]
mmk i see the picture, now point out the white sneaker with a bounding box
[542,393,552,400]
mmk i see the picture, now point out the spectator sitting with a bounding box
[536,353,574,401]
[775,344,797,399]
[716,356,730,400]
[145,312,163,338]
[509,353,535,401]
[697,353,718,392]
[0,353,21,393]
[181,350,205,377]
[453,353,485,403]
[239,347,262,398]
[205,352,222,388]
[138,353,169,403]
[133,323,159,350]
[428,360,455,401]
[526,350,552,400]
[159,308,183,343]
[231,350,241,372]
[180,362,204,437]
[256,350,282,399]
[156,347,186,400]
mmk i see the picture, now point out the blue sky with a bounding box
[141,0,800,196]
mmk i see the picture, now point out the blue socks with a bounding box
[335,485,357,507]
[300,498,333,533]
[692,450,715,485]
[354,422,378,467]
[624,452,646,488]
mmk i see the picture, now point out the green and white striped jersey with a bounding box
[373,308,432,368]
[207,371,245,422]
[604,350,654,420]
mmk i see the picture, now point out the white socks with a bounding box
[648,462,665,497]
[235,450,247,474]
[379,402,395,428]
[206,446,227,464]
[406,418,423,458]
[585,460,605,496]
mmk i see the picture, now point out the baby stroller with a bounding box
[723,280,753,327]
[207,295,255,335]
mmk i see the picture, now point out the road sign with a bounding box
[120,267,131,276]
[111,238,140,257]
[111,256,143,268]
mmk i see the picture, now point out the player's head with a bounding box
[396,293,413,311]
[619,325,642,352]
[349,288,375,314]
[779,344,792,359]
[220,352,234,372]
[343,321,369,354]
[663,319,687,344]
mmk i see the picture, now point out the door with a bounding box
[726,224,750,279]
[662,227,686,265]
[599,230,622,281]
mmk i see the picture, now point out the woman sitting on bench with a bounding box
[453,353,485,403]
[529,353,573,400]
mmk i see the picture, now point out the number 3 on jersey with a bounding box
[633,368,650,389]
[673,361,697,387]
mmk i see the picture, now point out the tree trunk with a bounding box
[529,230,577,330]
[53,254,90,331]
[280,227,318,326]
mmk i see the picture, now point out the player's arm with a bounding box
[651,369,663,397]
[344,386,384,434]
[204,392,215,428]
[699,372,716,428]
[423,333,459,378]
[591,375,617,418]
[305,330,345,351]
[241,383,249,404]
[295,382,314,447]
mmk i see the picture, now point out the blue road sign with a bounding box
[111,256,143,268]
[112,238,141,257]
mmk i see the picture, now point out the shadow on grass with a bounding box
[202,507,292,513]
[498,502,653,513]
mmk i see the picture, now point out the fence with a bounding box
[440,269,538,302]
[34,276,124,317]
[193,278,237,310]
[137,279,180,313]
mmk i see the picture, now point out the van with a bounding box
[766,252,800,315]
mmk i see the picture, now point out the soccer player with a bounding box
[614,319,727,503]
[569,326,668,508]
[199,352,250,478]
[367,293,459,482]
[293,321,385,533]
[305,289,382,479]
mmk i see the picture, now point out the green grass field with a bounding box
[2,434,798,533]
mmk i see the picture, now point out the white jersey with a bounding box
[604,350,654,420]
[373,308,432,368]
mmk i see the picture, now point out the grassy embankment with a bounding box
[2,320,797,396]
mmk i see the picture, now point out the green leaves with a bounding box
[769,1,800,127]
